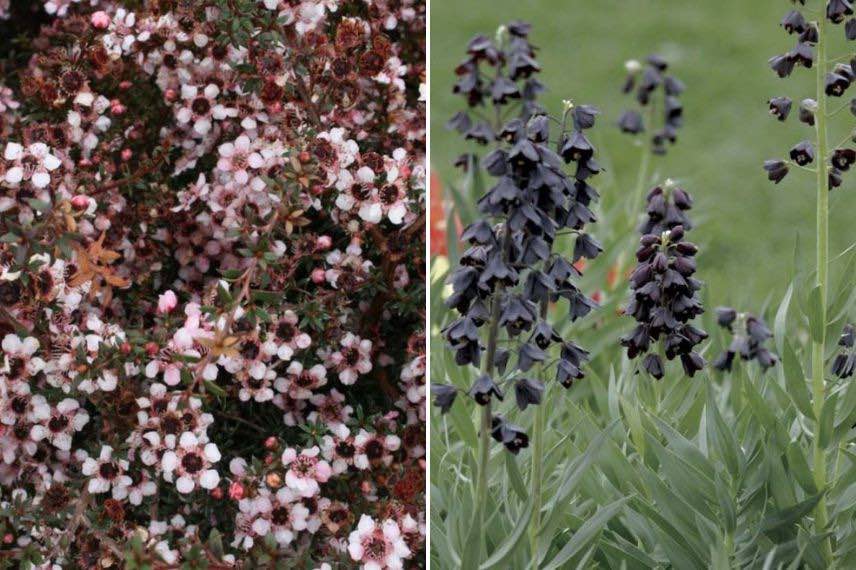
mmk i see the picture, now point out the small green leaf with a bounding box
[785,441,817,494]
[761,493,823,534]
[479,498,534,569]
[208,529,224,558]
[819,392,838,449]
[203,380,227,398]
[781,340,813,419]
[543,497,630,570]
[774,283,793,355]
[705,386,743,479]
[26,198,51,212]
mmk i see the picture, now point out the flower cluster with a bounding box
[617,55,685,154]
[0,0,425,567]
[434,22,602,453]
[764,1,856,188]
[712,308,779,371]
[621,184,707,378]
[832,324,855,379]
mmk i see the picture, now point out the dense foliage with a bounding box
[0,1,425,568]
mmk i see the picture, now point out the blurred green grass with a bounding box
[430,0,855,309]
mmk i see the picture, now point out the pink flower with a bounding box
[157,290,178,314]
[274,361,327,400]
[280,446,332,498]
[354,429,401,470]
[216,135,263,184]
[91,11,111,29]
[347,515,411,570]
[328,333,373,385]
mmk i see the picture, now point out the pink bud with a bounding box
[121,148,133,161]
[210,487,223,500]
[2,534,13,544]
[311,268,326,284]
[316,235,332,250]
[264,436,278,450]
[91,11,110,29]
[164,89,177,102]
[228,481,245,500]
[157,290,178,314]
[119,81,132,90]
[71,194,89,210]
[111,101,126,115]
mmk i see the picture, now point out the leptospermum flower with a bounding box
[161,432,221,494]
[2,334,46,380]
[275,361,327,400]
[2,142,62,188]
[30,398,89,451]
[175,84,237,136]
[347,514,412,570]
[82,445,133,499]
[328,333,373,385]
[353,429,401,470]
[247,487,310,546]
[434,22,602,453]
[280,446,333,498]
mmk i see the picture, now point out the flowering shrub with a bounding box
[0,0,425,567]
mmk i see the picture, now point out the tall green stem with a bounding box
[473,229,512,564]
[627,103,657,225]
[529,300,549,567]
[811,14,832,563]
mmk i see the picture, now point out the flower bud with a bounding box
[157,290,178,314]
[265,472,282,488]
[91,11,110,29]
[228,481,245,500]
[311,268,326,284]
[71,194,90,210]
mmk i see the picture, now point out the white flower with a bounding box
[161,431,221,494]
[81,446,133,500]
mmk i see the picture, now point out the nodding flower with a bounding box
[712,309,779,371]
[622,185,708,379]
[764,1,856,190]
[832,324,855,379]
[617,55,685,154]
[435,22,603,453]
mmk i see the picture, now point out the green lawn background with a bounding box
[430,0,854,308]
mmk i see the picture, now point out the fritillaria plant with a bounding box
[762,1,855,561]
[432,21,604,564]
